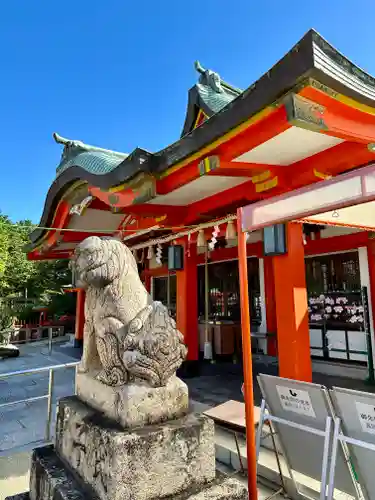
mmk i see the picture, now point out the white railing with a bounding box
[0,361,79,453]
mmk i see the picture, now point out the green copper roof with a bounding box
[196,82,239,114]
[195,61,242,114]
[181,62,243,136]
[54,133,128,177]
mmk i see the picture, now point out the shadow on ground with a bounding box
[183,359,375,407]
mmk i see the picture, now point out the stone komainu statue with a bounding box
[72,236,187,387]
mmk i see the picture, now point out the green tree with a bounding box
[28,259,71,302]
[0,214,10,279]
[0,303,14,344]
[0,213,74,319]
[1,219,36,296]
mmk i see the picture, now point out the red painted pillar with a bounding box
[142,271,152,294]
[176,238,198,361]
[272,223,312,381]
[75,289,85,348]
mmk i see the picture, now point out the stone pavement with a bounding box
[0,343,372,499]
[185,358,375,407]
[0,451,30,500]
[0,342,80,455]
[2,343,375,453]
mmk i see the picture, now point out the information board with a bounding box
[258,374,357,496]
[331,386,375,500]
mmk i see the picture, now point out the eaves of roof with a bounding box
[29,29,375,249]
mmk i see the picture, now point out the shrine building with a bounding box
[26,29,375,383]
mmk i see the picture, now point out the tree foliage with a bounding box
[0,215,10,279]
[0,213,74,319]
[0,303,15,344]
[0,218,36,297]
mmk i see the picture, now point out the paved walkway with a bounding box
[1,342,375,499]
[2,343,374,451]
[0,341,80,454]
[0,452,30,500]
[185,358,375,407]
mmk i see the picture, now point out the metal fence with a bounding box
[0,361,79,454]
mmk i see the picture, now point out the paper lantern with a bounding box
[197,229,205,248]
[147,246,154,260]
[225,220,237,246]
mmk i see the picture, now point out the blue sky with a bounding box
[1,1,374,223]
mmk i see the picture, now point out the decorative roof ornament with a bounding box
[194,61,241,96]
[195,61,224,94]
[54,133,127,161]
[53,132,128,177]
[69,195,93,216]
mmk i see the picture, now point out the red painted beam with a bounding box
[208,161,281,178]
[184,180,256,223]
[59,231,113,243]
[285,142,375,189]
[304,231,369,255]
[157,106,290,195]
[300,87,375,143]
[37,200,71,255]
[122,204,188,219]
[28,250,72,261]
[183,142,373,223]
[184,171,289,223]
[195,241,263,265]
[218,105,290,161]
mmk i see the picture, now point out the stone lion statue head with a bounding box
[72,236,138,288]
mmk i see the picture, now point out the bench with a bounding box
[203,399,285,495]
[203,401,266,472]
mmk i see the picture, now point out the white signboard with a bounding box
[355,401,375,434]
[276,385,316,418]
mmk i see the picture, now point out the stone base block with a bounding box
[28,446,90,500]
[5,495,29,500]
[55,396,216,500]
[76,372,189,429]
[11,445,247,500]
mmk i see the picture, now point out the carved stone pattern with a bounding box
[72,236,187,387]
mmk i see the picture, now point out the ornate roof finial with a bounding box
[53,132,73,145]
[194,61,224,94]
[53,132,129,177]
[53,132,128,159]
[53,132,87,163]
[194,61,205,75]
[193,61,242,95]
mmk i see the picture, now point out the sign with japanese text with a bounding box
[276,385,316,418]
[355,402,375,434]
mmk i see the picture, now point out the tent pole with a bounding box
[237,208,258,500]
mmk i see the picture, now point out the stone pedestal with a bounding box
[55,396,215,500]
[14,446,246,500]
[76,372,189,429]
[6,383,247,500]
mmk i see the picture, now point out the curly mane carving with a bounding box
[72,236,187,387]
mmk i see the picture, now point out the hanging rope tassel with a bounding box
[208,225,220,251]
